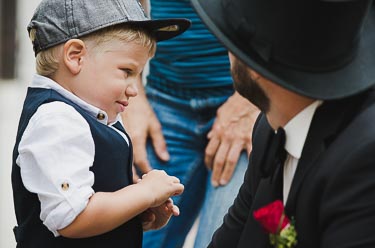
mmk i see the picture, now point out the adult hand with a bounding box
[205,91,260,187]
[121,82,169,175]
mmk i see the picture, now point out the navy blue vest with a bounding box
[12,88,142,248]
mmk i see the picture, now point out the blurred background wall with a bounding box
[0,0,49,247]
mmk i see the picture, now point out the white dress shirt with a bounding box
[282,100,323,204]
[16,74,129,236]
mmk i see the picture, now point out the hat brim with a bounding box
[130,18,191,42]
[191,0,375,100]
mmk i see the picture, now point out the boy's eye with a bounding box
[121,69,132,77]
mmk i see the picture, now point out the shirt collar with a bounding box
[31,74,113,125]
[283,100,323,159]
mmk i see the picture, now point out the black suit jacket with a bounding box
[209,88,375,248]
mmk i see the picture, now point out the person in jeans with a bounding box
[121,1,260,247]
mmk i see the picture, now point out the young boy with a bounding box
[11,0,190,247]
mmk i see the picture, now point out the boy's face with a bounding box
[75,39,150,123]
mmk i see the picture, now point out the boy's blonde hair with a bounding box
[36,24,156,77]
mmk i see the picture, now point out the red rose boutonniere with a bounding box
[253,200,297,248]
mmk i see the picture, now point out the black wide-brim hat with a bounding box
[191,0,375,100]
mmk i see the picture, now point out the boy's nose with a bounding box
[126,84,138,97]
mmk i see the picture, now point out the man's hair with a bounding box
[36,24,156,77]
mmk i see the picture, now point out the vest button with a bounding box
[97,113,105,120]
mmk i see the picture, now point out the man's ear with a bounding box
[63,39,86,75]
[249,69,261,82]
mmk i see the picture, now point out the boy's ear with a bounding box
[63,39,86,75]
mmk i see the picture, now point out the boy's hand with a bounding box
[141,198,180,231]
[138,170,184,207]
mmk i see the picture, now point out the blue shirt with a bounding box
[147,0,233,96]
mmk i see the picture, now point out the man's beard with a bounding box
[231,59,270,113]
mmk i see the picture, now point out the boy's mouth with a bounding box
[116,100,128,112]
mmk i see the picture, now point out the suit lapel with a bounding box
[250,114,284,208]
[239,175,283,248]
[239,115,285,248]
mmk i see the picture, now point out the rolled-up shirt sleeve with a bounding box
[17,101,95,237]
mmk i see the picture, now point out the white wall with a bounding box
[16,0,40,83]
[0,1,40,247]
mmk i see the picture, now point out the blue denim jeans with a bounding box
[142,86,249,248]
[193,153,248,248]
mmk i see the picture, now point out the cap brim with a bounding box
[130,18,191,42]
[191,0,375,100]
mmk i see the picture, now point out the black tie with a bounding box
[261,127,287,180]
[261,127,287,200]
